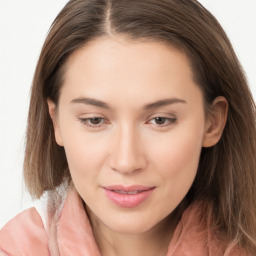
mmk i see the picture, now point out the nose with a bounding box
[108,124,148,174]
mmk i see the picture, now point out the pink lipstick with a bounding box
[103,185,155,208]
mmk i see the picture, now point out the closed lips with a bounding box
[103,185,156,208]
[112,190,146,195]
[103,185,155,193]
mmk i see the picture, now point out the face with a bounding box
[50,37,210,234]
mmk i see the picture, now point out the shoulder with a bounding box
[171,200,250,256]
[0,207,49,256]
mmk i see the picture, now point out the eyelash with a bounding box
[148,117,177,127]
[78,116,177,129]
[79,117,107,129]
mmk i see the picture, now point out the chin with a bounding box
[102,213,160,234]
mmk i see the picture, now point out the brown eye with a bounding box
[148,116,177,128]
[154,117,167,125]
[89,117,104,125]
[78,117,106,128]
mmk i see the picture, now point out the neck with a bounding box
[86,207,183,256]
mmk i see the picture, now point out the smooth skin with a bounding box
[48,36,228,256]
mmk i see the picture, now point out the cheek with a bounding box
[150,124,204,179]
[146,125,204,216]
[62,134,109,201]
[59,120,109,182]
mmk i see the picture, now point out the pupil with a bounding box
[90,118,101,124]
[155,117,166,124]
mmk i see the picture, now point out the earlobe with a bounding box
[203,96,228,148]
[47,99,64,146]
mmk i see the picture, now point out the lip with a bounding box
[103,185,155,208]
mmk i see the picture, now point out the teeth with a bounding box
[114,190,141,195]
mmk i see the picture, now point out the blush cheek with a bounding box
[151,128,203,184]
[62,131,105,186]
[149,132,202,214]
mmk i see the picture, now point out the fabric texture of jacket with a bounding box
[0,185,247,256]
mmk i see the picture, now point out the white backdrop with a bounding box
[0,0,255,228]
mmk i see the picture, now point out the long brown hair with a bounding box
[24,0,256,253]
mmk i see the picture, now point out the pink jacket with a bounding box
[0,186,247,256]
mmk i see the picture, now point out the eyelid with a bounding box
[147,116,177,127]
[78,113,177,130]
[144,112,177,128]
[78,117,109,129]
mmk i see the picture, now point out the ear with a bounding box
[203,96,228,148]
[47,99,64,146]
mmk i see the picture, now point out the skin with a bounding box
[48,36,228,256]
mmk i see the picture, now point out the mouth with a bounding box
[102,185,156,208]
[111,190,147,195]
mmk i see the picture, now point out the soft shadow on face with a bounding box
[48,36,227,235]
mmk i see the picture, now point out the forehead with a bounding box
[66,36,190,77]
[60,36,202,107]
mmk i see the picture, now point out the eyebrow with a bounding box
[70,97,186,109]
[143,98,186,109]
[71,97,110,109]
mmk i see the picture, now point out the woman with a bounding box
[1,0,255,255]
